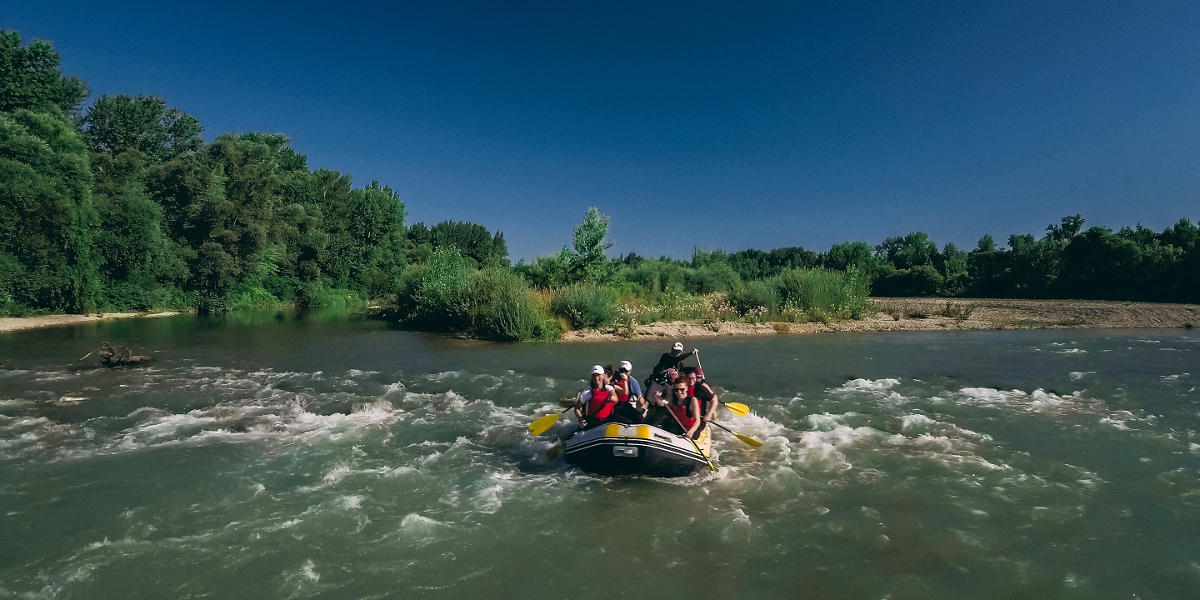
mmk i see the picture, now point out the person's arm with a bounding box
[614,377,630,398]
[686,397,701,438]
[574,389,590,424]
[701,383,718,421]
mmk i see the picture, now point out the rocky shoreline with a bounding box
[560,298,1200,342]
[4,298,1198,341]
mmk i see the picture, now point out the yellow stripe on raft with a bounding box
[603,424,652,438]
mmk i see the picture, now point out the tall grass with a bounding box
[391,250,870,339]
[726,267,870,321]
[549,283,620,328]
[470,268,560,341]
[393,250,560,341]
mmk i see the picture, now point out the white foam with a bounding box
[399,513,449,538]
[1056,348,1087,354]
[474,485,503,514]
[1161,373,1190,382]
[323,464,353,484]
[838,378,901,392]
[806,412,857,431]
[301,559,320,582]
[900,414,935,433]
[1068,371,1094,381]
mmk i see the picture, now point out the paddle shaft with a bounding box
[662,396,717,472]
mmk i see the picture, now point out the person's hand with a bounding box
[692,348,699,354]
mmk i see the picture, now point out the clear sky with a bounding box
[5,1,1199,261]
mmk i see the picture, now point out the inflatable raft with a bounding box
[563,423,712,477]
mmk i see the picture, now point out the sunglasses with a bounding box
[673,387,688,392]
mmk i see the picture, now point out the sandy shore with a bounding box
[561,298,1200,342]
[0,311,181,334]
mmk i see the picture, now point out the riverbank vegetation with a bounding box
[2,31,1199,340]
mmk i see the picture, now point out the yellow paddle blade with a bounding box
[709,420,763,448]
[723,402,750,417]
[734,431,763,447]
[528,413,562,436]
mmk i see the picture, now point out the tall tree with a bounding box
[568,206,615,283]
[82,94,203,161]
[0,110,99,311]
[876,232,937,270]
[0,31,87,114]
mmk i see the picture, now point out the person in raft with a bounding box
[650,378,702,439]
[611,360,647,418]
[684,366,719,423]
[575,365,618,430]
[647,342,697,386]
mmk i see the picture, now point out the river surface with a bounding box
[1,314,1197,599]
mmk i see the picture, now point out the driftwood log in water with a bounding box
[91,342,153,368]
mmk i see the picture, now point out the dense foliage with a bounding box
[1,31,1197,340]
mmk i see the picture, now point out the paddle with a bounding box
[723,401,750,417]
[529,407,571,436]
[662,392,718,473]
[694,351,750,417]
[707,420,763,447]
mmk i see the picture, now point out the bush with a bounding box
[297,283,363,312]
[729,279,780,316]
[872,265,944,297]
[409,248,473,330]
[642,291,706,322]
[773,267,871,320]
[470,268,559,341]
[686,262,742,294]
[776,268,842,310]
[550,283,620,329]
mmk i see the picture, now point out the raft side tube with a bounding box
[563,423,712,477]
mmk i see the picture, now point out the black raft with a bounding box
[563,423,712,477]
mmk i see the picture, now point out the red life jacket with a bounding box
[586,387,615,419]
[615,380,631,402]
[669,398,696,430]
[693,381,714,412]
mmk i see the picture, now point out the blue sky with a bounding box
[5,1,1199,260]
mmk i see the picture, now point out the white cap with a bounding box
[619,360,632,372]
[591,365,605,375]
[672,342,684,351]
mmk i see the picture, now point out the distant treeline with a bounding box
[2,31,1197,341]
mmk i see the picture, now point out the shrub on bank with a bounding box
[774,267,870,319]
[296,283,364,312]
[550,283,620,328]
[470,268,560,341]
[390,253,560,341]
[729,279,781,316]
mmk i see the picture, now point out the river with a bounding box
[1,313,1197,599]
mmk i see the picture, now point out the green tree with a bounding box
[0,110,99,312]
[1046,214,1085,242]
[825,241,879,276]
[568,206,615,284]
[876,232,937,270]
[0,31,87,114]
[82,94,202,161]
